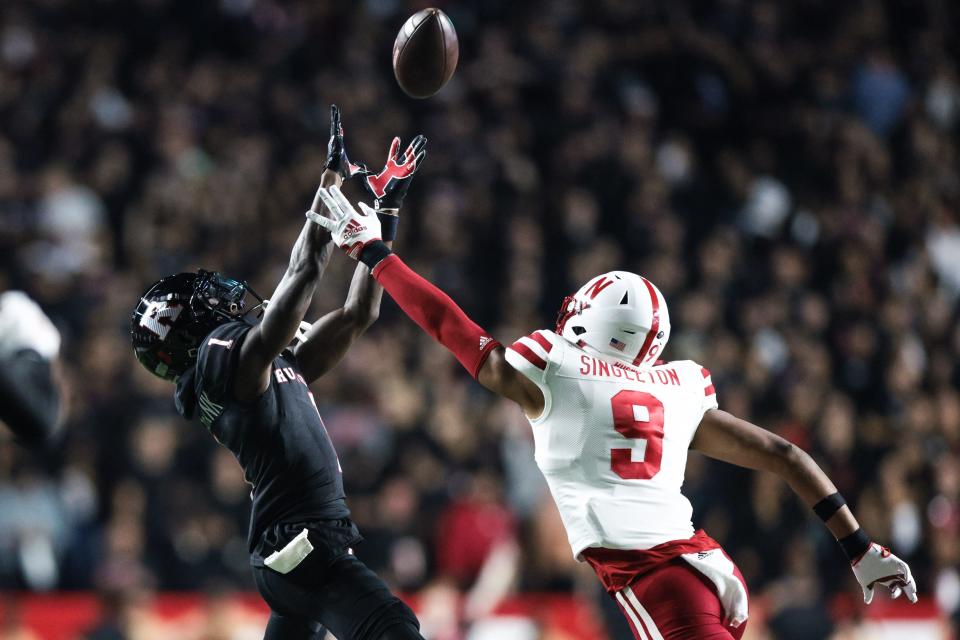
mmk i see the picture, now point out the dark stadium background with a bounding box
[0,0,958,638]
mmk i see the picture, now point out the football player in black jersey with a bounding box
[130,106,428,640]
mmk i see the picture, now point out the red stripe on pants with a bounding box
[609,559,748,640]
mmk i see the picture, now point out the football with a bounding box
[393,8,459,99]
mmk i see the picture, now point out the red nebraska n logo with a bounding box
[584,277,614,299]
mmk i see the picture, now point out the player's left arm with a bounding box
[292,253,387,383]
[477,348,545,418]
[293,132,426,383]
[691,408,918,604]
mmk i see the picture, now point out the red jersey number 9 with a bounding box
[610,390,665,480]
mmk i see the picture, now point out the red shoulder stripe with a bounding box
[704,384,716,396]
[529,331,553,352]
[510,342,547,370]
[701,367,711,378]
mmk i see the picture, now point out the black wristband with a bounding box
[358,240,392,270]
[377,212,399,242]
[839,528,871,562]
[813,492,846,522]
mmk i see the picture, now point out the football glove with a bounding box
[352,135,427,212]
[324,104,363,178]
[307,186,382,259]
[851,543,918,604]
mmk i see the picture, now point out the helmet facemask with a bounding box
[191,270,261,322]
[555,295,591,335]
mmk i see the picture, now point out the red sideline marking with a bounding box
[511,342,547,370]
[0,592,607,640]
[529,331,553,352]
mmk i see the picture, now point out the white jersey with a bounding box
[505,329,718,560]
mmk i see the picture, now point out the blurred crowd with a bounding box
[1,0,959,638]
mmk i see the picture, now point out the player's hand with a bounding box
[852,543,917,604]
[352,135,427,212]
[324,105,363,179]
[307,186,382,259]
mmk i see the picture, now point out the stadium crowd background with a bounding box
[0,0,958,638]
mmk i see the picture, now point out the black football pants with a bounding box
[253,551,423,640]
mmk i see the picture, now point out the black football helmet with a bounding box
[131,270,262,381]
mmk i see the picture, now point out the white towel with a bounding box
[680,548,749,628]
[264,528,314,574]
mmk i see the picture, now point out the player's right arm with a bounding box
[308,186,545,417]
[233,178,336,401]
[691,408,918,604]
[477,346,544,417]
[233,105,355,399]
[293,126,427,383]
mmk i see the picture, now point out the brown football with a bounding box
[393,8,459,99]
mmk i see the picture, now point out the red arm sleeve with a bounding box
[371,254,501,379]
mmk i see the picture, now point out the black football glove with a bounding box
[324,104,363,178]
[353,135,427,212]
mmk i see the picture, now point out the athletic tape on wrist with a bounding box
[358,240,392,270]
[839,528,871,562]
[377,212,399,241]
[813,492,846,522]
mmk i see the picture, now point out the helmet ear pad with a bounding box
[557,271,670,367]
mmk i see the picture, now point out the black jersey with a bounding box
[174,321,352,553]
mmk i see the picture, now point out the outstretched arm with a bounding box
[292,127,428,383]
[692,410,858,536]
[372,254,544,416]
[691,408,917,604]
[309,186,545,416]
[233,172,339,400]
[293,244,389,383]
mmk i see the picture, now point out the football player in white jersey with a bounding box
[309,186,917,640]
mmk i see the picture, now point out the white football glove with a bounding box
[306,185,382,260]
[852,543,917,604]
[0,291,61,360]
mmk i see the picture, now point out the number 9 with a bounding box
[610,390,665,480]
